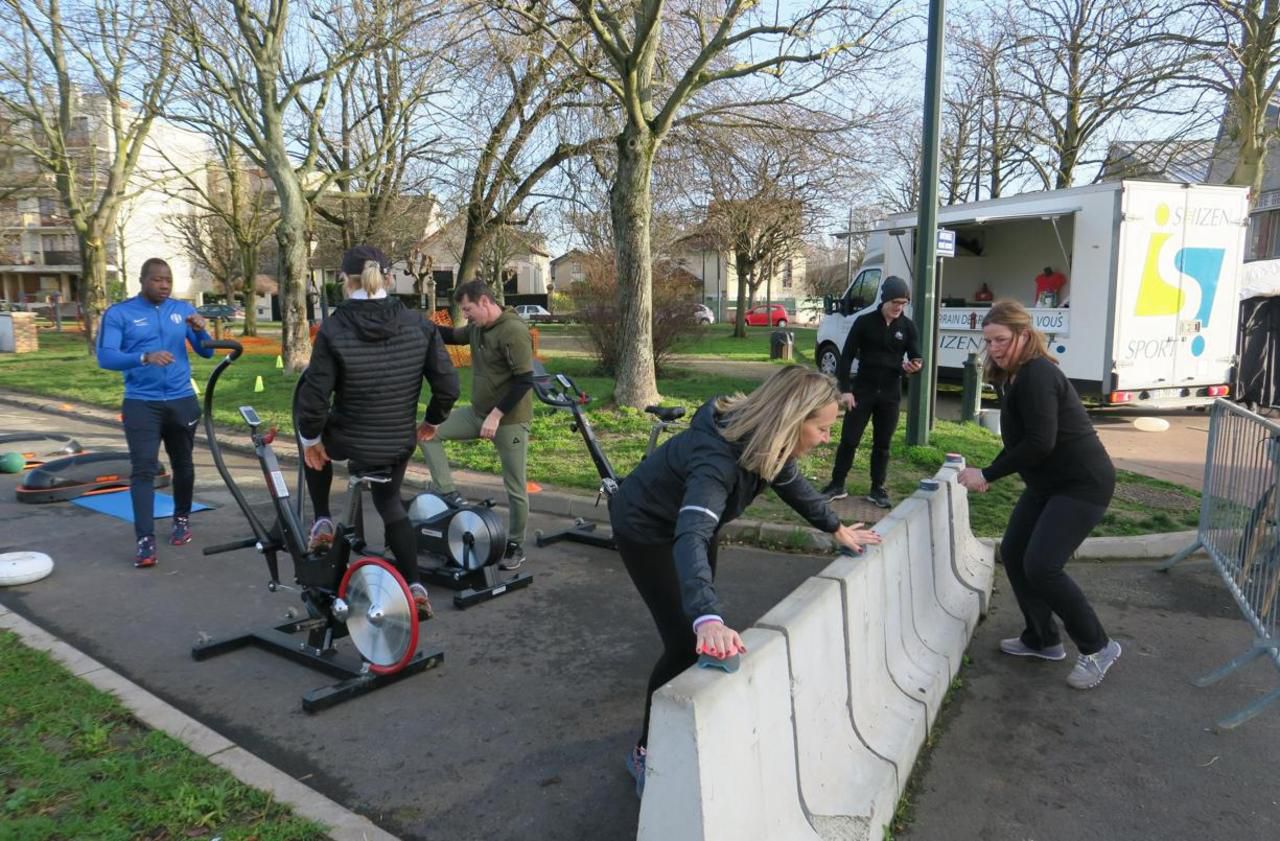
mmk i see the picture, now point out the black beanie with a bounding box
[880,275,910,303]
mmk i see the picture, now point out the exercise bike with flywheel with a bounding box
[406,489,532,609]
[530,365,684,550]
[192,339,442,712]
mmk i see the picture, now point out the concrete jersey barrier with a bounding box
[639,464,993,841]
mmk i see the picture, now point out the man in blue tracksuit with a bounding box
[97,258,214,567]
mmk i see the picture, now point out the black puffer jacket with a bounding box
[296,298,459,466]
[610,399,840,622]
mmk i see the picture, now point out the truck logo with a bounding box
[1133,202,1224,357]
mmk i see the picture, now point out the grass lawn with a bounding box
[671,325,817,363]
[0,631,325,841]
[0,331,1199,539]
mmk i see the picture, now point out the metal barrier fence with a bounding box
[1161,399,1280,729]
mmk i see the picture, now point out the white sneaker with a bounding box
[1066,639,1122,689]
[999,637,1067,661]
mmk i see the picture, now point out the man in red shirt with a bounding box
[1033,266,1067,307]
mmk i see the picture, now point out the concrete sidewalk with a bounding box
[901,558,1280,841]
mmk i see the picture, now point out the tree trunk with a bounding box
[275,185,311,372]
[610,128,659,408]
[239,245,259,337]
[733,250,752,339]
[79,231,110,349]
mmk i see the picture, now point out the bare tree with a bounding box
[310,5,456,256]
[508,0,906,407]
[440,6,612,310]
[1005,0,1212,189]
[156,105,277,337]
[0,0,177,345]
[169,0,422,370]
[1180,0,1280,197]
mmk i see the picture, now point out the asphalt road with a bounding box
[0,400,828,841]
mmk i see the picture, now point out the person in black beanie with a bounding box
[820,275,922,508]
[295,245,459,619]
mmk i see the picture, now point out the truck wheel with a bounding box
[817,343,840,377]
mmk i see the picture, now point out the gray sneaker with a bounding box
[999,637,1067,661]
[1067,639,1122,690]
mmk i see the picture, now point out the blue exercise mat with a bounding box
[71,491,213,523]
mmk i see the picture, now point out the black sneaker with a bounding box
[438,490,466,509]
[499,541,526,571]
[867,487,892,509]
[819,482,848,501]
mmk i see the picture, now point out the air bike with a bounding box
[530,364,684,550]
[192,339,441,712]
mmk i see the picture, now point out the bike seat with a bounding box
[644,405,685,423]
[350,471,393,485]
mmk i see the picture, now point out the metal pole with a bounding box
[907,0,946,446]
[845,207,854,288]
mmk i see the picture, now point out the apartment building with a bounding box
[0,95,211,313]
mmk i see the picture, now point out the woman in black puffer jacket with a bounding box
[295,245,459,617]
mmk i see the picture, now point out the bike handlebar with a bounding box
[201,338,244,361]
[533,370,590,409]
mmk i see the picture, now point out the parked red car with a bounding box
[742,304,789,327]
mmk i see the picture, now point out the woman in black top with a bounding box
[957,300,1122,690]
[609,365,881,796]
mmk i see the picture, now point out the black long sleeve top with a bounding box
[981,357,1115,505]
[836,310,922,392]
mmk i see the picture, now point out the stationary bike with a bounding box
[530,365,684,550]
[192,339,441,712]
[406,490,532,609]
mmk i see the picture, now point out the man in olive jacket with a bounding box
[420,279,535,569]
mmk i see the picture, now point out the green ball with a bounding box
[0,452,24,474]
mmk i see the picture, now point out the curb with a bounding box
[0,391,1204,561]
[0,603,401,841]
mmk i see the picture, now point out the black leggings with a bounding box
[304,457,419,586]
[830,388,899,489]
[1001,491,1110,655]
[616,533,720,750]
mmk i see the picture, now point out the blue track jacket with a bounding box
[97,295,214,400]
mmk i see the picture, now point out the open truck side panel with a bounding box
[816,181,1249,407]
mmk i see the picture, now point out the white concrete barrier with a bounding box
[918,486,983,635]
[936,459,996,614]
[757,577,898,840]
[872,514,949,726]
[639,628,819,841]
[896,496,969,679]
[817,553,928,796]
[637,460,994,841]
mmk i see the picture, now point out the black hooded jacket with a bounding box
[296,297,459,466]
[609,399,841,623]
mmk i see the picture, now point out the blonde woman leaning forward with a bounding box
[607,365,881,797]
[957,300,1121,691]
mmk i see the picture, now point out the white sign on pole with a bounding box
[936,229,956,258]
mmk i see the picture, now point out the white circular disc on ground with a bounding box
[1132,417,1170,433]
[0,551,54,586]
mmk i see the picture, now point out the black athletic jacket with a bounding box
[837,310,921,393]
[610,400,841,623]
[296,298,459,466]
[982,357,1114,505]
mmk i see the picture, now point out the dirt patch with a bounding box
[1113,482,1198,511]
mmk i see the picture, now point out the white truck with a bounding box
[815,180,1250,406]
